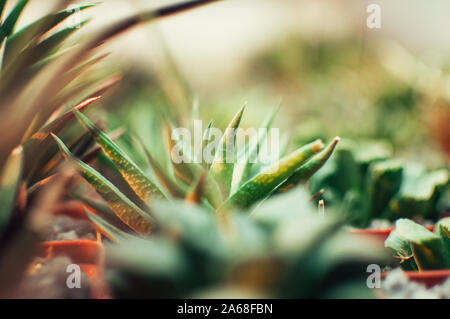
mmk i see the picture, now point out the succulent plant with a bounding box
[52,100,341,235]
[308,139,449,227]
[385,218,450,271]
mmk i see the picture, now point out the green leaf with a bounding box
[367,160,403,218]
[0,146,22,235]
[221,139,324,211]
[234,105,278,191]
[74,110,165,203]
[0,0,29,44]
[277,137,340,192]
[3,4,94,66]
[52,134,154,236]
[151,200,225,259]
[201,120,213,169]
[0,1,7,20]
[139,139,186,199]
[27,19,90,67]
[388,167,449,219]
[210,105,245,196]
[23,96,101,180]
[166,120,223,208]
[191,164,224,209]
[86,210,135,243]
[435,217,450,239]
[385,219,449,270]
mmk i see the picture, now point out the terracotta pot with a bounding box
[350,226,435,242]
[50,201,90,220]
[382,270,450,288]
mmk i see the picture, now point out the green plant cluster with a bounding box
[309,139,449,227]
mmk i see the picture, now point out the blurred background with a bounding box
[8,0,450,164]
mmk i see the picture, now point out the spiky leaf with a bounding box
[52,134,154,236]
[74,110,165,202]
[210,105,245,196]
[277,137,340,192]
[222,140,324,211]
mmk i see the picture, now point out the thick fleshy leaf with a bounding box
[277,137,340,192]
[367,159,403,218]
[388,167,449,219]
[210,105,245,196]
[74,110,165,202]
[221,140,324,211]
[52,134,154,236]
[385,219,450,270]
[0,146,22,235]
[151,200,225,258]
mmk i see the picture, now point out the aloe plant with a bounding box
[385,218,450,271]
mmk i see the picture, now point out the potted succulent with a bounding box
[384,218,450,287]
